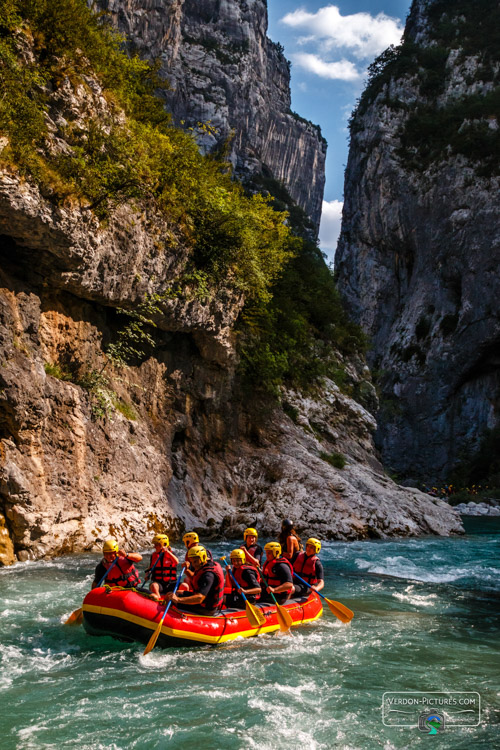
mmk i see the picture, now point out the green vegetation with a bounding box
[238,237,367,397]
[44,362,73,380]
[112,397,137,421]
[0,0,290,303]
[350,0,500,176]
[1,0,367,401]
[319,451,346,470]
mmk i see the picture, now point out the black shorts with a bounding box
[152,580,177,594]
[293,582,310,598]
[225,593,259,608]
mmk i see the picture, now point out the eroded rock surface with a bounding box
[336,0,500,480]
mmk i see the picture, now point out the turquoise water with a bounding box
[0,518,499,749]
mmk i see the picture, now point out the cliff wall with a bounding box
[0,1,462,565]
[335,0,500,481]
[97,0,327,231]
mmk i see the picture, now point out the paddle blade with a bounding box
[276,603,293,633]
[143,620,163,655]
[326,597,354,624]
[64,608,83,626]
[246,601,266,628]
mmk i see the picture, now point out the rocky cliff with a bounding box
[0,0,462,565]
[335,0,500,481]
[96,0,327,232]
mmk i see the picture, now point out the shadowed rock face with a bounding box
[335,0,500,482]
[96,0,327,232]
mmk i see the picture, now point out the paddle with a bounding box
[259,569,293,634]
[220,557,266,628]
[293,572,354,624]
[64,557,119,626]
[143,565,186,655]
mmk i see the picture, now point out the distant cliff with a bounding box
[97,0,327,232]
[336,0,500,481]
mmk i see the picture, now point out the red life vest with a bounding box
[242,544,261,562]
[149,551,177,584]
[263,556,293,588]
[293,552,320,586]
[104,557,141,588]
[191,560,224,610]
[230,564,261,599]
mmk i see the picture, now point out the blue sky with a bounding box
[266,1,413,259]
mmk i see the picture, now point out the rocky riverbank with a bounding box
[452,500,500,516]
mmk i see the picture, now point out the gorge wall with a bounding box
[97,0,327,232]
[336,0,500,482]
[0,1,462,565]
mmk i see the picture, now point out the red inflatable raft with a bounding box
[82,587,323,647]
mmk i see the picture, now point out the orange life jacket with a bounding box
[104,557,141,588]
[148,551,177,584]
[191,560,224,610]
[293,552,320,586]
[262,556,293,588]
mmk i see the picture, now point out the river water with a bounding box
[0,518,498,750]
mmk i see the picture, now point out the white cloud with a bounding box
[292,53,361,81]
[282,5,404,60]
[319,199,343,261]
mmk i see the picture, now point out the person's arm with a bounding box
[267,565,293,594]
[164,547,179,565]
[312,560,324,592]
[240,569,261,597]
[168,571,213,605]
[240,545,260,567]
[92,562,105,588]
[119,548,142,563]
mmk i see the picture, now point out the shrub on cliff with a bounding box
[0,0,290,302]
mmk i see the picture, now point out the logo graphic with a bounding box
[382,691,480,729]
[418,712,445,735]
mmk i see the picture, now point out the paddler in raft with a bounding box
[92,538,142,589]
[240,527,263,566]
[178,531,214,592]
[292,537,324,598]
[279,519,302,562]
[164,544,224,616]
[259,541,294,605]
[145,533,179,601]
[224,548,262,609]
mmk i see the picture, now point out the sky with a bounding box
[266,1,413,260]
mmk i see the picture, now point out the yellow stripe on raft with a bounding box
[82,603,323,645]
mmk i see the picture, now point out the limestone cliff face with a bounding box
[335,0,500,481]
[96,0,327,231]
[0,6,462,565]
[0,167,462,564]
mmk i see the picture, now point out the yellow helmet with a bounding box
[230,548,246,564]
[103,538,119,554]
[264,541,282,559]
[152,533,169,547]
[187,544,207,565]
[244,527,258,540]
[306,537,321,554]
[183,532,199,547]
